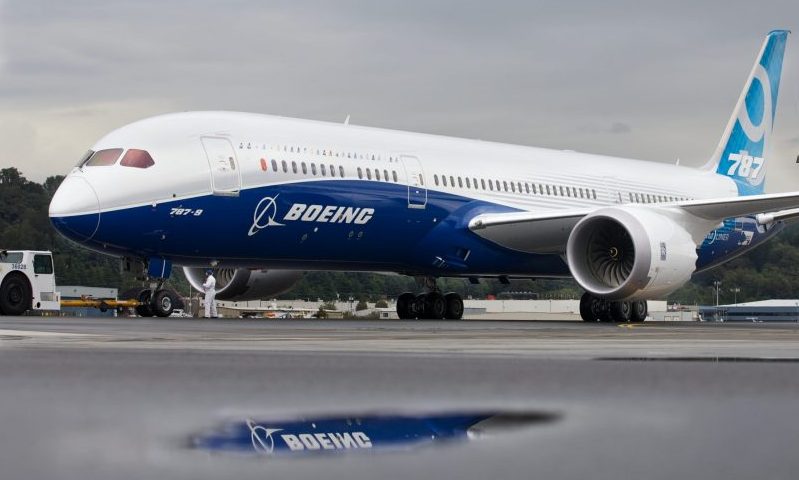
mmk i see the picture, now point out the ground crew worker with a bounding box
[202,269,217,318]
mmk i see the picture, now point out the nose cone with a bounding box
[49,176,101,243]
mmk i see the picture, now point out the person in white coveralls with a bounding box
[202,269,217,318]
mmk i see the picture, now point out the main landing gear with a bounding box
[580,292,647,323]
[396,277,464,320]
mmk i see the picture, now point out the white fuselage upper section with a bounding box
[69,111,737,218]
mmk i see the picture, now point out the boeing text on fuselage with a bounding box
[248,195,375,237]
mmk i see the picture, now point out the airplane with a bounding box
[48,30,799,322]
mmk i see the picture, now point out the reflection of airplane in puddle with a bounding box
[191,411,558,456]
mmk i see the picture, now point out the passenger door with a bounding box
[401,155,427,209]
[201,137,241,196]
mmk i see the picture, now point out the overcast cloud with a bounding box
[1,0,798,191]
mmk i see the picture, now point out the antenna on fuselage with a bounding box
[344,115,351,126]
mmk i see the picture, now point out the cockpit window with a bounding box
[120,149,155,169]
[76,150,94,168]
[86,148,123,167]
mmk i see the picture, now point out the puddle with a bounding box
[191,411,558,457]
[597,357,799,363]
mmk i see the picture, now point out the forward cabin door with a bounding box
[201,137,241,196]
[401,155,427,209]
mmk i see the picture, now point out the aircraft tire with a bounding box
[0,272,32,316]
[580,292,605,322]
[152,289,175,318]
[630,301,648,323]
[609,301,632,323]
[444,293,464,320]
[396,292,416,319]
[423,292,446,320]
[135,289,154,317]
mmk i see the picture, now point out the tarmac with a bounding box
[1,316,798,479]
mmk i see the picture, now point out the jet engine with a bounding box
[183,267,303,301]
[566,207,698,300]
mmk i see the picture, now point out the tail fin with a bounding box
[706,30,789,195]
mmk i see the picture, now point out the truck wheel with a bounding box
[152,290,175,317]
[0,272,32,316]
[135,289,154,317]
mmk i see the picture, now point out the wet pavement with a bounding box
[1,316,798,479]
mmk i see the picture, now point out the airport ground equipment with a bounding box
[0,250,61,315]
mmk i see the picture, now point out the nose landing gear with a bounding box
[580,292,647,323]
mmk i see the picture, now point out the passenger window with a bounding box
[592,189,597,199]
[311,163,317,175]
[375,169,381,181]
[419,175,424,186]
[281,160,288,173]
[86,148,123,167]
[34,255,53,275]
[291,161,298,174]
[340,166,346,177]
[466,178,471,188]
[532,184,537,194]
[271,159,278,172]
[302,162,308,174]
[434,175,439,186]
[442,176,448,187]
[546,185,551,195]
[392,171,398,182]
[119,149,155,169]
[384,170,389,182]
[331,165,336,177]
[366,169,372,180]
[321,164,327,176]
[357,167,363,179]
[450,176,455,187]
[510,182,515,193]
[481,179,486,190]
[458,177,463,188]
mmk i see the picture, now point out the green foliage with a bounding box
[375,299,388,308]
[355,300,369,311]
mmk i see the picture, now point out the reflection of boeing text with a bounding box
[281,432,373,451]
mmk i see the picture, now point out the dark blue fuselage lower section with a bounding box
[50,180,782,278]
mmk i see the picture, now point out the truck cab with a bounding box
[0,250,60,315]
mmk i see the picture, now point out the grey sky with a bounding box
[2,0,798,191]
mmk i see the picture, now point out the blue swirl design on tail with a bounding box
[712,30,789,196]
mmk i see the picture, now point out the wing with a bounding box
[468,191,799,254]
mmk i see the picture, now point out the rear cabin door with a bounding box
[201,137,241,196]
[401,155,427,209]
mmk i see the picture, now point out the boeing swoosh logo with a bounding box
[247,419,283,455]
[248,195,284,236]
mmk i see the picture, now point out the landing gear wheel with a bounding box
[414,294,427,319]
[630,301,648,323]
[580,292,605,322]
[423,292,446,320]
[152,290,175,317]
[0,272,31,316]
[135,289,154,317]
[610,301,632,323]
[444,293,464,320]
[397,292,416,319]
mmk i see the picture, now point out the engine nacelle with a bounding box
[183,267,303,301]
[566,207,698,300]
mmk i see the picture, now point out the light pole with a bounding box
[729,287,740,305]
[713,280,722,306]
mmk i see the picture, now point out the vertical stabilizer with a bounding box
[705,30,789,195]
